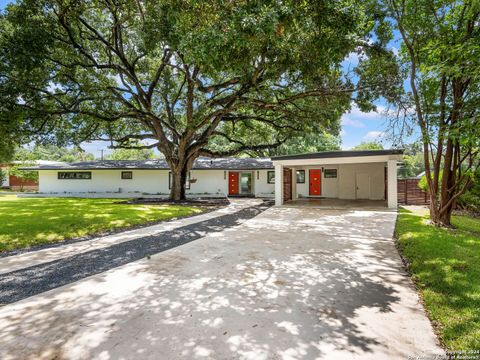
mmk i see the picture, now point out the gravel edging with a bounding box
[0,200,272,305]
[0,205,221,259]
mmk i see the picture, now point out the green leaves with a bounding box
[0,0,396,161]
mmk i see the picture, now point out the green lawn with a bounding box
[395,208,480,350]
[0,195,202,252]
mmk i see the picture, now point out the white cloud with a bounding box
[341,117,365,128]
[390,46,399,56]
[363,131,385,141]
[351,104,386,120]
[47,82,63,92]
[342,48,369,68]
[340,129,347,136]
[341,104,386,124]
[340,103,387,130]
[343,52,360,67]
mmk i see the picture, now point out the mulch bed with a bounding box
[119,197,231,207]
[453,209,480,218]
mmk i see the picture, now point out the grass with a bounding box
[395,208,480,350]
[0,195,203,252]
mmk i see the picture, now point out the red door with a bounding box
[229,172,239,195]
[309,169,322,196]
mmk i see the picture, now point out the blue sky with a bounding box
[2,0,405,158]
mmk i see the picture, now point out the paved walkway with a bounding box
[0,203,443,359]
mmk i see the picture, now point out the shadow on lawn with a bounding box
[0,198,201,252]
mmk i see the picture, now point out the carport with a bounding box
[271,149,403,209]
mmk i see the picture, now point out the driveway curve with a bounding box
[0,204,442,360]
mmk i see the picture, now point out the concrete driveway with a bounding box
[0,202,442,360]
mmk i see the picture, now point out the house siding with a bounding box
[37,164,385,199]
[293,163,386,200]
[38,169,275,197]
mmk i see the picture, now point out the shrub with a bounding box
[458,169,480,213]
[418,171,443,192]
[458,192,480,213]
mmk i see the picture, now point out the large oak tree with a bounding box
[0,0,398,199]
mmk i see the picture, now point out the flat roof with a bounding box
[21,150,404,171]
[270,149,403,161]
[22,157,274,171]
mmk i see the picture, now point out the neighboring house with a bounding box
[23,150,404,208]
[1,160,66,191]
[416,171,425,179]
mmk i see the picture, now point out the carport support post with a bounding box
[387,160,398,209]
[275,164,283,206]
[291,167,297,200]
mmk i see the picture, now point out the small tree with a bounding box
[9,164,39,192]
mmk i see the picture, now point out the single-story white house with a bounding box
[23,149,403,208]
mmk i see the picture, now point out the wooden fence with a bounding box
[397,178,429,205]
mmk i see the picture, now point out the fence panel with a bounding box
[397,178,429,205]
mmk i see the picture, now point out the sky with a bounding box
[1,0,409,158]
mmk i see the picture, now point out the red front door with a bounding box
[309,169,322,196]
[229,172,239,195]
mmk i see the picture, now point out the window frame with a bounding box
[324,169,338,178]
[267,170,275,184]
[296,170,305,183]
[121,171,133,180]
[169,171,191,190]
[57,171,92,180]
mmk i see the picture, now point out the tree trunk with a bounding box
[170,169,186,200]
[430,205,453,227]
[167,150,196,201]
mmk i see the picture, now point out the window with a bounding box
[267,171,275,184]
[324,169,337,178]
[58,172,92,180]
[296,170,305,183]
[121,171,133,180]
[169,171,190,189]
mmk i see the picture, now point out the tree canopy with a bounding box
[397,143,425,179]
[0,0,399,198]
[13,144,94,162]
[105,147,156,161]
[351,141,384,150]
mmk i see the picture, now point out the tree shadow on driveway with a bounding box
[0,206,442,359]
[0,201,271,304]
